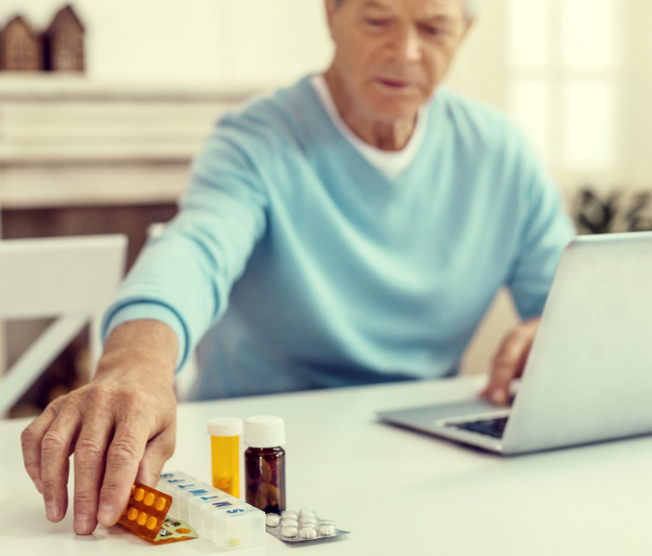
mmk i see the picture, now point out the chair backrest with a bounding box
[0,235,126,319]
[0,234,127,416]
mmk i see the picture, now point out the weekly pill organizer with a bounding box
[156,471,265,550]
[117,471,350,550]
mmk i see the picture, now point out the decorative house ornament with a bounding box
[0,15,44,71]
[44,4,85,72]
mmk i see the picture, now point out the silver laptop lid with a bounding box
[502,231,652,454]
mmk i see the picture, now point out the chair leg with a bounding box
[0,319,5,376]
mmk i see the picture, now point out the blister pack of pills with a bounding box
[265,508,350,543]
[157,471,265,550]
[118,482,171,541]
[154,518,198,543]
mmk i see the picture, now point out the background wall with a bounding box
[1,0,650,387]
[0,0,503,95]
[0,0,332,84]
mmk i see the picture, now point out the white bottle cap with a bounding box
[207,417,243,437]
[244,415,286,448]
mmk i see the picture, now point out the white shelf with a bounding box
[0,76,269,208]
[0,74,279,102]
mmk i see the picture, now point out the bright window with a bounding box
[506,0,620,172]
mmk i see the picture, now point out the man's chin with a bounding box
[360,85,427,120]
[367,99,423,122]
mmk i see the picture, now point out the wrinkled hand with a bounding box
[20,320,178,535]
[481,317,541,405]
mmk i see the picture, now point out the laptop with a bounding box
[378,231,652,455]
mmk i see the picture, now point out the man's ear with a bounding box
[461,16,476,41]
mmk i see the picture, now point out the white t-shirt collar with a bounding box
[310,74,429,179]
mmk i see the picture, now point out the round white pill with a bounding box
[319,523,336,536]
[281,510,298,519]
[300,526,317,539]
[299,508,316,517]
[281,518,298,527]
[266,514,280,527]
[300,516,317,527]
[281,526,298,538]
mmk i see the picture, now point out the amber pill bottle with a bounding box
[244,415,286,514]
[207,417,243,498]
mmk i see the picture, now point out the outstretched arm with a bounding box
[21,319,178,535]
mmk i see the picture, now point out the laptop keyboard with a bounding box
[448,417,509,439]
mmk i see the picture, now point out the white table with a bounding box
[2,376,652,555]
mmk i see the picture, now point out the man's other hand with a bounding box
[480,317,541,405]
[20,320,178,535]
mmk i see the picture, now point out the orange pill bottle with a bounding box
[207,417,243,498]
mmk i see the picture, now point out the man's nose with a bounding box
[394,25,422,63]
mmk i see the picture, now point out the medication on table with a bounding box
[300,526,317,539]
[318,522,336,536]
[157,470,265,550]
[153,518,198,544]
[117,481,173,542]
[299,510,316,526]
[207,417,242,498]
[266,510,350,544]
[244,415,286,514]
[281,525,298,538]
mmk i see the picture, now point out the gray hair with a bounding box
[332,0,479,20]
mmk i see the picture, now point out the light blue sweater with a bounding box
[103,76,575,400]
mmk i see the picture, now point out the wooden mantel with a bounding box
[0,75,274,208]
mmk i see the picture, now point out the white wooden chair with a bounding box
[0,235,127,417]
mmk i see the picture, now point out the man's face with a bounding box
[327,0,470,121]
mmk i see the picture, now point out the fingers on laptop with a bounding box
[482,317,541,405]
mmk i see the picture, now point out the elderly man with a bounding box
[22,0,574,536]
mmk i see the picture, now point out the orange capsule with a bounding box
[146,516,158,530]
[137,512,148,526]
[127,507,138,521]
[144,493,156,507]
[134,488,145,502]
[155,497,167,512]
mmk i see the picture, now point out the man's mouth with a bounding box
[375,77,411,89]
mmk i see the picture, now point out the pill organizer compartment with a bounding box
[157,471,193,517]
[157,471,265,550]
[212,504,266,550]
[191,492,242,537]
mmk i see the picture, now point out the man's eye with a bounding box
[422,25,442,36]
[366,18,390,28]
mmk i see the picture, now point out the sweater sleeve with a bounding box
[102,116,269,370]
[505,141,576,320]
